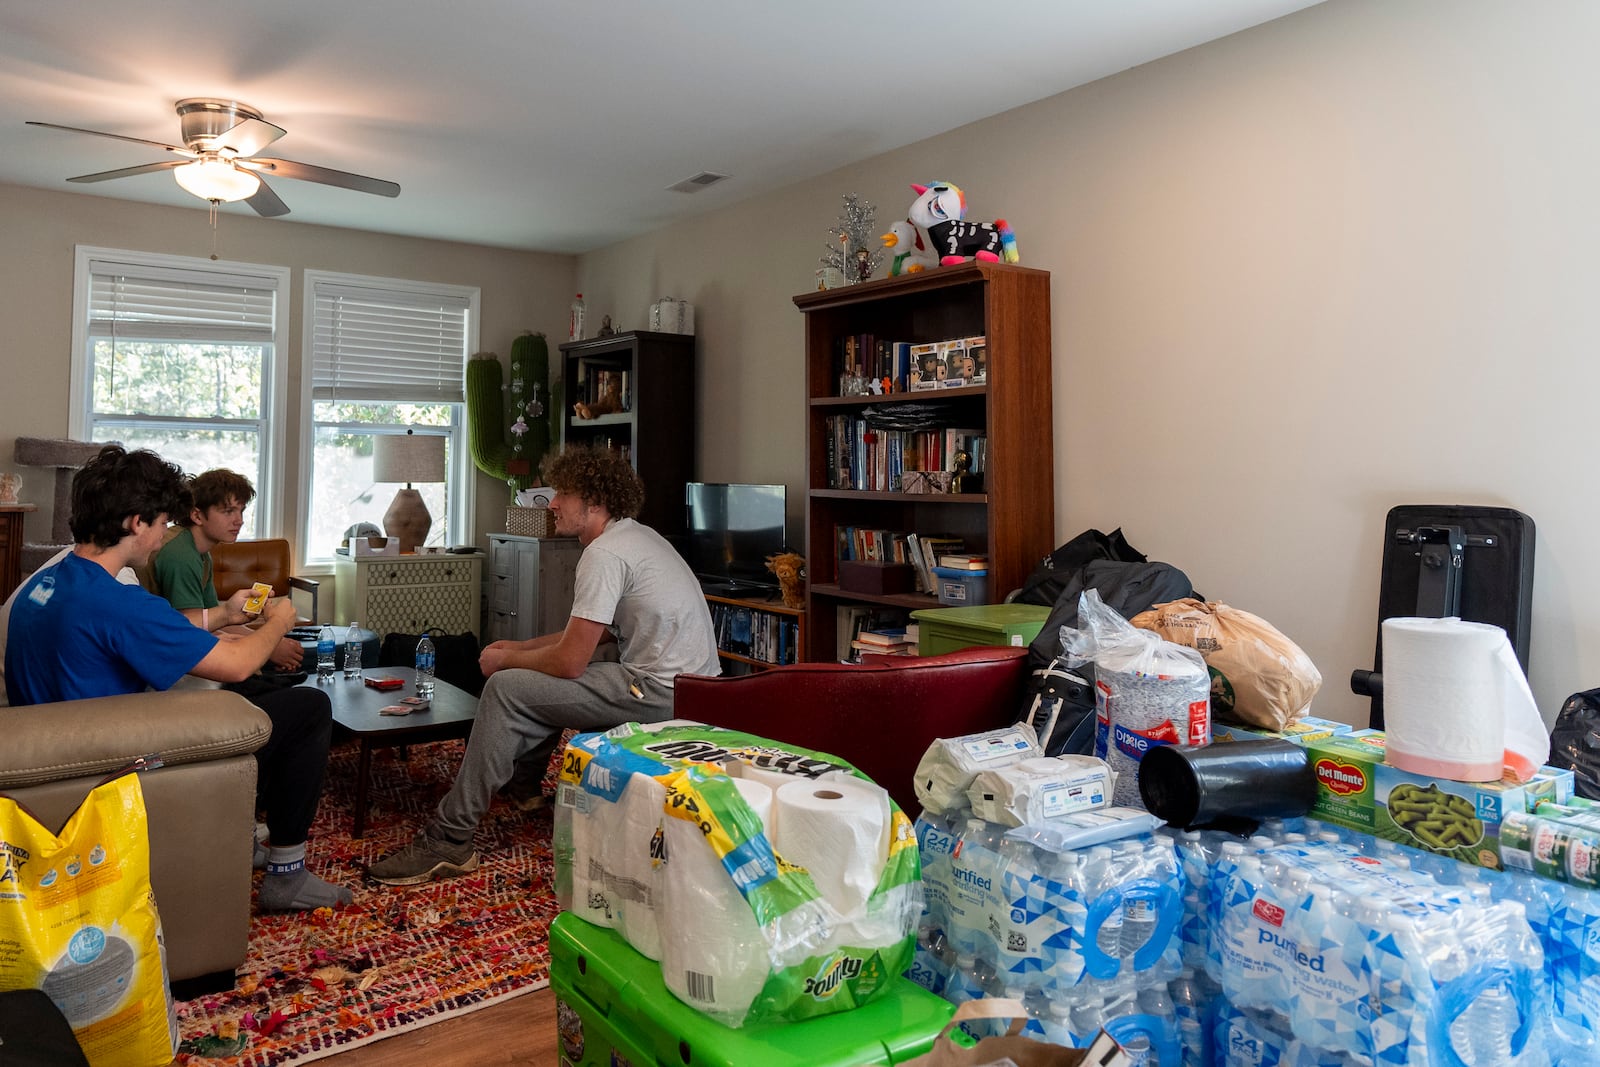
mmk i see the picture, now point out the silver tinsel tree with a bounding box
[821,193,883,284]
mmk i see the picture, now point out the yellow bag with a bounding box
[0,773,178,1067]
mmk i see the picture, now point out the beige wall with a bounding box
[578,0,1600,726]
[0,182,574,577]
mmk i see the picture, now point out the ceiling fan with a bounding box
[26,98,400,217]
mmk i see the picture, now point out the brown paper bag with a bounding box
[1130,599,1322,730]
[876,999,1130,1067]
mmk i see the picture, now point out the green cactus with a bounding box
[466,331,551,491]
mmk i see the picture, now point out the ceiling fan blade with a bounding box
[212,116,286,157]
[27,120,191,156]
[245,177,290,218]
[68,160,186,183]
[245,157,400,198]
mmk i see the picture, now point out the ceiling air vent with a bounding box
[667,171,731,194]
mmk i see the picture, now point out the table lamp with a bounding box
[373,429,446,553]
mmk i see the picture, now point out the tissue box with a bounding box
[1306,731,1532,869]
[550,914,952,1067]
[506,506,554,537]
[838,560,915,595]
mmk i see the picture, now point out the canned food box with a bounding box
[1210,714,1353,745]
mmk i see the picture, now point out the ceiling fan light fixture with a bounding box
[174,159,260,202]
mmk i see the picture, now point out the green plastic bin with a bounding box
[550,912,953,1067]
[911,603,1052,657]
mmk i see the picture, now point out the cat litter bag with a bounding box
[1063,589,1210,807]
[556,723,921,1028]
[0,772,178,1067]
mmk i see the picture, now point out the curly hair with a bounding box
[69,444,190,549]
[181,468,256,525]
[542,445,644,520]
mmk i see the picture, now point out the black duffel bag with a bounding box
[378,627,485,697]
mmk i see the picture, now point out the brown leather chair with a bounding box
[211,538,319,623]
[672,645,1030,814]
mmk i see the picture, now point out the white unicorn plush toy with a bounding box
[906,181,1019,265]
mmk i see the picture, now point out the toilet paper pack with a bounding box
[555,723,921,1027]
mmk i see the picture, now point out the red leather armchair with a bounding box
[672,645,1030,814]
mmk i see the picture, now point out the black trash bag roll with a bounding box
[1551,688,1600,800]
[1139,739,1316,831]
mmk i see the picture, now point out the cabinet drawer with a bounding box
[490,538,518,578]
[365,559,474,587]
[366,583,477,636]
[490,571,518,613]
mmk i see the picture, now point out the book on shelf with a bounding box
[937,554,989,570]
[856,627,911,647]
[916,536,966,582]
[851,639,915,656]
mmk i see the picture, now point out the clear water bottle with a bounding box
[316,624,336,680]
[569,293,586,341]
[414,632,436,698]
[343,620,364,678]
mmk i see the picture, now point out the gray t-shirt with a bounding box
[570,517,720,686]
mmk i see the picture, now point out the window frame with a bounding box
[298,269,480,570]
[68,245,291,535]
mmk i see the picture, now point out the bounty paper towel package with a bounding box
[555,723,921,1028]
[913,722,1042,814]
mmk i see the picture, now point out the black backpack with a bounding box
[379,627,485,696]
[1013,527,1147,608]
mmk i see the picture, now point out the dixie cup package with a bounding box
[554,722,921,1027]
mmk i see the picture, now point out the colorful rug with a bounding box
[175,737,560,1065]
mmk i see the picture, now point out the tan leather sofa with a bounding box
[0,690,271,986]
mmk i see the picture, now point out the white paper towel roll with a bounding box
[771,777,889,918]
[567,791,615,927]
[657,776,773,1023]
[1382,617,1548,781]
[608,773,667,959]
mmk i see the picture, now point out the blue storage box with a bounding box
[931,567,988,606]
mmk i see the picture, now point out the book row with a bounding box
[823,416,988,493]
[571,357,633,414]
[835,526,971,596]
[833,333,988,396]
[834,604,914,663]
[707,602,800,666]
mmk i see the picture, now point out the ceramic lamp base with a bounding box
[383,488,432,554]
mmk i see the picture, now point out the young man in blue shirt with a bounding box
[5,445,350,912]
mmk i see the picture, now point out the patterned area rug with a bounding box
[174,737,559,1065]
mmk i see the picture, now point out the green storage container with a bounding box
[911,603,1052,657]
[550,912,953,1067]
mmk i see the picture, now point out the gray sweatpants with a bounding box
[431,656,674,845]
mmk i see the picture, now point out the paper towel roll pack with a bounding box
[966,754,1114,827]
[1381,616,1550,782]
[554,722,921,1027]
[914,721,1043,815]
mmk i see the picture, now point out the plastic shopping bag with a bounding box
[0,772,178,1067]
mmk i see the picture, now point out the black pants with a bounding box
[239,685,333,847]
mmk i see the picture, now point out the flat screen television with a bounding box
[682,482,787,593]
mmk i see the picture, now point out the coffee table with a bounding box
[300,668,478,838]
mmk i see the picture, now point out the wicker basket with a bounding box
[506,506,555,537]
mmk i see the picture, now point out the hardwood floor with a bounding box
[296,986,558,1066]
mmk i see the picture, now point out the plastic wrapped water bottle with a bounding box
[947,817,1001,960]
[316,624,336,679]
[414,631,436,698]
[915,810,961,935]
[343,619,364,678]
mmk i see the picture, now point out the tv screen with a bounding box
[682,483,787,591]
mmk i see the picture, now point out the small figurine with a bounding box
[951,450,972,494]
[855,247,873,283]
[597,315,616,337]
[907,181,1019,265]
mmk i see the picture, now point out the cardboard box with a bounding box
[1210,715,1354,745]
[838,560,915,595]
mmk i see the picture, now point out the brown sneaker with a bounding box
[367,830,480,886]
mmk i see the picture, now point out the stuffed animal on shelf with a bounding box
[907,181,1020,265]
[880,220,939,276]
[573,370,624,419]
[765,552,807,609]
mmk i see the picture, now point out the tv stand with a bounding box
[701,591,805,672]
[698,579,779,599]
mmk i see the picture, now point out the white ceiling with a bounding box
[0,0,1322,254]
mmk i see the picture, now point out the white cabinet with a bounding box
[334,553,484,638]
[486,534,581,643]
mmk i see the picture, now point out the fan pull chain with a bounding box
[208,199,221,260]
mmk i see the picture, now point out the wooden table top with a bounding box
[300,666,478,738]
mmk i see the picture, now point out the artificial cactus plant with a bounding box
[467,330,552,492]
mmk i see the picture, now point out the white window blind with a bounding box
[311,282,470,402]
[87,261,277,344]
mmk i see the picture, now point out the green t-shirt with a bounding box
[150,527,218,611]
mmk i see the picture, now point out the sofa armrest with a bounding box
[0,690,271,789]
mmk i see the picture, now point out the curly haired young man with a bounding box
[369,445,720,885]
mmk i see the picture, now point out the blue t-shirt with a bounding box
[4,552,219,706]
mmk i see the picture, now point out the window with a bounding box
[70,247,291,536]
[301,271,478,566]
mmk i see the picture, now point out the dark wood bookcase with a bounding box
[793,263,1055,662]
[703,592,806,673]
[559,330,695,541]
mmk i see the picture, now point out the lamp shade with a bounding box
[373,431,446,485]
[173,160,261,202]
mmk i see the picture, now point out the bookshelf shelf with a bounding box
[559,330,696,541]
[703,592,806,673]
[794,263,1055,662]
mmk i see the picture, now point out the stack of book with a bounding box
[936,553,988,571]
[851,627,917,657]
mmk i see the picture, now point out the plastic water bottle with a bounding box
[569,293,586,341]
[948,817,1001,960]
[414,631,436,698]
[343,620,364,678]
[316,624,336,680]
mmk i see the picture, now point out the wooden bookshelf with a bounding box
[703,592,806,673]
[794,263,1055,662]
